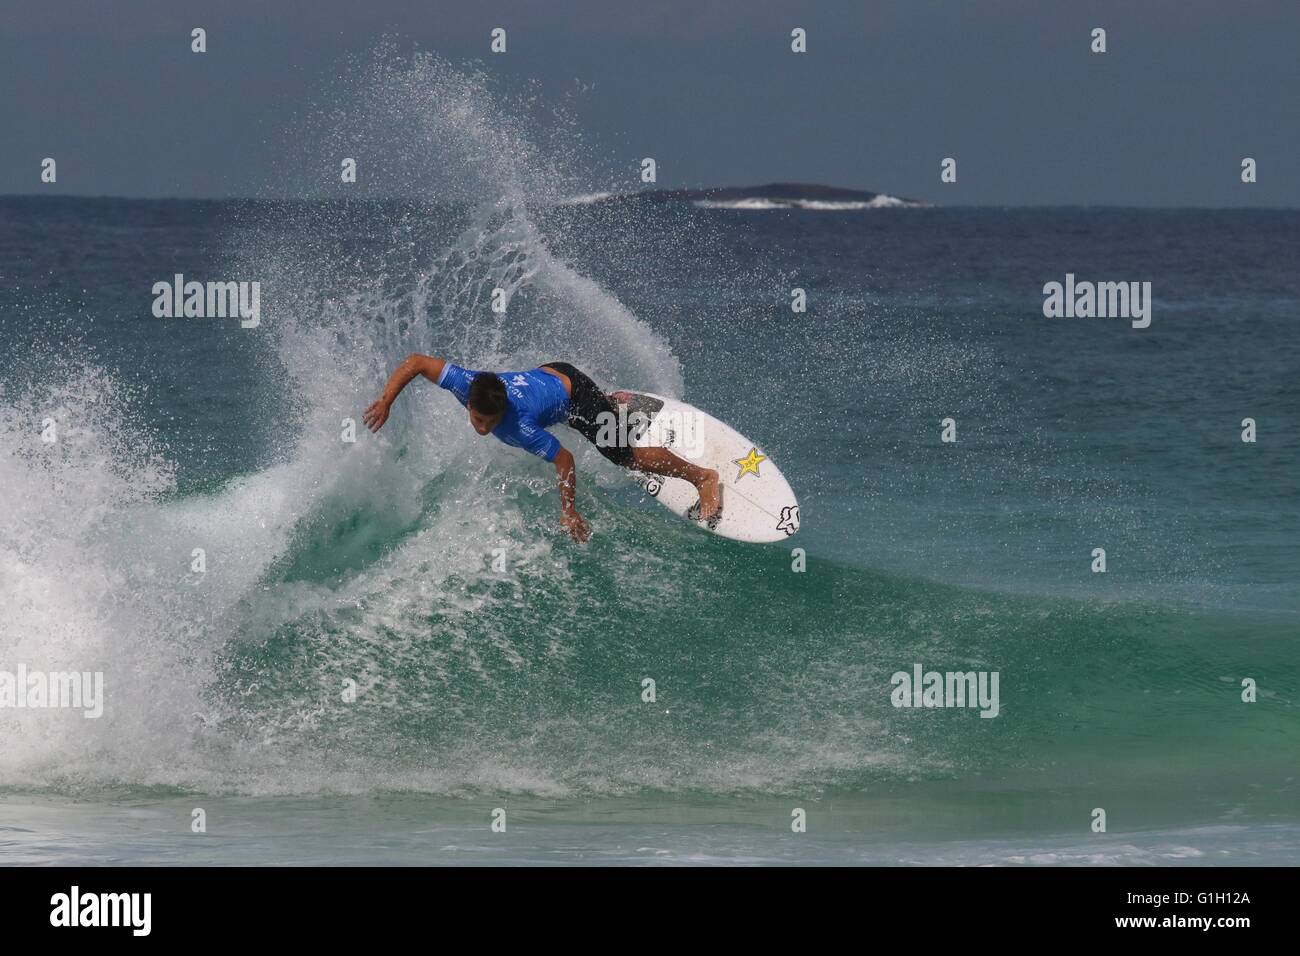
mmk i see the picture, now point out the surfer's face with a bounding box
[469,408,502,435]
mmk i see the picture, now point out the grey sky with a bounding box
[2,0,1296,205]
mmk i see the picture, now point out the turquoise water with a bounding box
[1,54,1296,865]
[5,794,1299,866]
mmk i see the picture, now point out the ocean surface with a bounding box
[1,59,1297,867]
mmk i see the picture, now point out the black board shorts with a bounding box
[542,361,635,466]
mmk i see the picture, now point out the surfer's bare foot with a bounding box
[609,390,634,404]
[626,446,720,522]
[695,469,721,523]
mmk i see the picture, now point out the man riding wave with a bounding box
[364,355,721,541]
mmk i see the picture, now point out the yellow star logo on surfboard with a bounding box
[732,447,766,481]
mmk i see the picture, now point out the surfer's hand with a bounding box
[363,399,390,432]
[560,509,590,543]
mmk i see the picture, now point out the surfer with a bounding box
[363,355,721,542]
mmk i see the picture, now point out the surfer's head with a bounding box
[467,373,507,434]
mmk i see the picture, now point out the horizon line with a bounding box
[2,192,1296,212]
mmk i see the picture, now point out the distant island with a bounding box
[563,182,926,209]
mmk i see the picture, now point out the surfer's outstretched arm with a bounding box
[554,446,590,542]
[364,353,447,431]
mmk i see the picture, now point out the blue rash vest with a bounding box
[437,363,570,462]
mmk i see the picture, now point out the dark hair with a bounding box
[467,372,508,417]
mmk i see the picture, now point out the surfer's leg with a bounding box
[628,447,722,523]
[551,362,722,522]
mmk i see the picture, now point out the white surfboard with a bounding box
[614,391,800,543]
